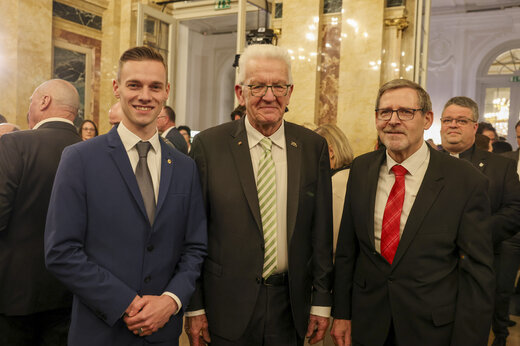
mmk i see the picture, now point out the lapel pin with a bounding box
[238,141,243,146]
[291,141,297,148]
[479,162,484,168]
[167,159,172,164]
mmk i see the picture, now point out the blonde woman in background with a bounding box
[315,124,354,256]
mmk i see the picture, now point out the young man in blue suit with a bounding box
[45,46,207,346]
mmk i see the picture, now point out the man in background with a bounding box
[178,125,192,153]
[0,79,81,345]
[0,123,20,137]
[440,96,520,346]
[157,105,188,154]
[109,101,123,127]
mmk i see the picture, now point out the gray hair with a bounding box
[442,96,479,121]
[238,44,293,84]
[376,79,432,113]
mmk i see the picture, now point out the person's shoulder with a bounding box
[285,121,323,142]
[195,121,237,141]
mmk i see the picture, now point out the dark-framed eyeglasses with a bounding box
[246,84,292,97]
[440,117,476,126]
[375,108,423,121]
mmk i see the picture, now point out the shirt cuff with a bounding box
[185,309,206,317]
[310,305,331,318]
[162,292,182,315]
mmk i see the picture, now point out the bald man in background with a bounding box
[0,79,81,345]
[109,101,123,127]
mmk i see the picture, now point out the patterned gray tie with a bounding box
[135,141,156,225]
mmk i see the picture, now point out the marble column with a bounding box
[336,0,385,156]
[280,0,321,126]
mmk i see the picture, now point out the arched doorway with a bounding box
[477,43,520,149]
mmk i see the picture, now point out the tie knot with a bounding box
[391,164,408,177]
[136,141,151,158]
[260,137,272,152]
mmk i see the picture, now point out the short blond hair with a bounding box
[315,124,354,169]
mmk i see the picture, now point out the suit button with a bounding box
[256,277,261,284]
[388,277,394,283]
[144,276,151,283]
[147,245,154,252]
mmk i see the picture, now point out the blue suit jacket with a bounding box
[45,127,207,346]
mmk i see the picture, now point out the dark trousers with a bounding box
[0,307,71,346]
[210,275,302,346]
[492,234,520,337]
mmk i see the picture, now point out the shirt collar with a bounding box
[385,141,429,176]
[33,117,74,129]
[117,121,161,154]
[244,115,286,150]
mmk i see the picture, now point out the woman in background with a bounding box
[315,124,354,256]
[79,119,98,141]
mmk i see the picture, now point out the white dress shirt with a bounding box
[33,117,74,129]
[374,141,430,253]
[117,122,181,314]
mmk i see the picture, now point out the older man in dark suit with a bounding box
[332,80,495,346]
[440,97,520,346]
[0,79,81,345]
[157,105,188,154]
[185,44,333,346]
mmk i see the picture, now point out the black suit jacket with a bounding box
[501,149,519,163]
[334,145,495,346]
[460,145,520,245]
[188,118,333,340]
[164,126,188,155]
[0,121,81,315]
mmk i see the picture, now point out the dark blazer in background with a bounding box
[502,148,519,163]
[188,117,333,340]
[0,121,80,315]
[334,146,495,346]
[165,127,188,155]
[45,127,207,346]
[460,145,520,245]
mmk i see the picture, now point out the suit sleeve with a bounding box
[452,175,495,345]
[490,158,520,244]
[332,159,359,319]
[310,139,334,307]
[186,134,209,312]
[44,146,137,326]
[163,158,207,309]
[0,135,22,232]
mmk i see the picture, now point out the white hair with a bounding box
[238,44,293,84]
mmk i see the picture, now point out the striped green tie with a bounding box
[258,137,277,278]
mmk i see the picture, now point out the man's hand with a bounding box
[330,319,352,346]
[125,295,143,318]
[306,314,330,344]
[185,314,211,346]
[124,295,177,336]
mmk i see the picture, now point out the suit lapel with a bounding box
[285,125,301,243]
[229,119,263,233]
[392,147,445,268]
[156,139,174,220]
[107,127,149,222]
[366,150,385,248]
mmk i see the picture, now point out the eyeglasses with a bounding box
[375,108,423,121]
[440,117,476,126]
[246,84,292,97]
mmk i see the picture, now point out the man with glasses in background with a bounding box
[185,44,333,346]
[332,80,495,346]
[440,96,520,346]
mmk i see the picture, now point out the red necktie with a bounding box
[381,165,408,264]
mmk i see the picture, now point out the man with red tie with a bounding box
[331,79,495,346]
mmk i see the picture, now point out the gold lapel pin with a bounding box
[167,159,172,164]
[238,141,243,146]
[479,162,484,168]
[291,141,297,148]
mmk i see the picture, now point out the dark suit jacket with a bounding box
[333,145,495,346]
[44,127,207,346]
[187,118,333,340]
[164,126,188,155]
[502,149,519,163]
[0,121,80,315]
[460,145,520,245]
